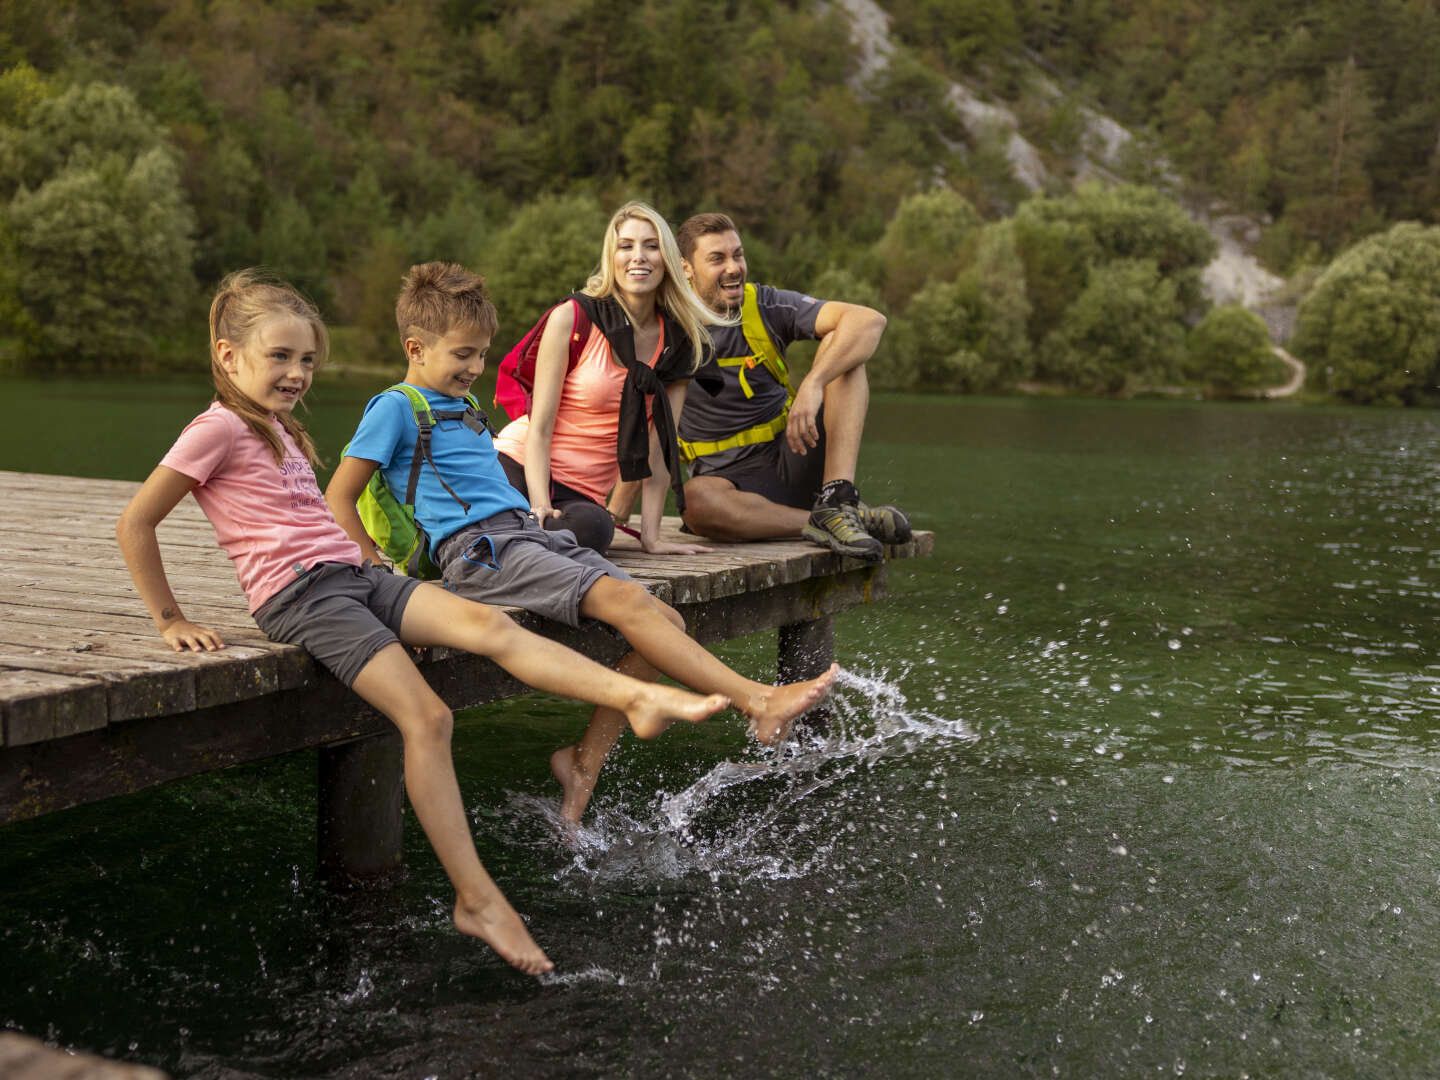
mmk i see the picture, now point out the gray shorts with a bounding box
[434,509,629,627]
[253,561,421,687]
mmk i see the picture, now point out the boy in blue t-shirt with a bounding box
[326,262,837,821]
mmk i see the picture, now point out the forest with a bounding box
[1,0,1437,403]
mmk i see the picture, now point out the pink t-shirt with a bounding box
[493,321,662,504]
[161,402,361,612]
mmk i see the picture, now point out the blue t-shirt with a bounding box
[346,384,528,554]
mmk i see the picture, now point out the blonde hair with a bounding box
[395,261,499,347]
[583,201,727,373]
[208,269,328,469]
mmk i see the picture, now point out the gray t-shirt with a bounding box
[679,284,825,471]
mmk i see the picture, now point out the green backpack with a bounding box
[351,384,489,579]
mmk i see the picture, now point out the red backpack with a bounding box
[494,298,593,421]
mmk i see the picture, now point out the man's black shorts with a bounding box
[686,417,826,510]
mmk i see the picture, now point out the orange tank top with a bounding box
[492,320,664,504]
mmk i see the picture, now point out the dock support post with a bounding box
[778,615,834,732]
[317,732,405,886]
[778,614,834,683]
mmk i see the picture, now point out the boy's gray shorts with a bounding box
[435,509,630,628]
[253,561,421,687]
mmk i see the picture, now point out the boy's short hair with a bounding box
[676,213,739,261]
[395,262,499,345]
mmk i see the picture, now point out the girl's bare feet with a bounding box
[626,687,729,739]
[550,745,597,822]
[453,895,554,976]
[746,663,840,745]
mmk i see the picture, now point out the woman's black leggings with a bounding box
[497,452,614,554]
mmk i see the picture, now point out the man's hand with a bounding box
[785,379,825,455]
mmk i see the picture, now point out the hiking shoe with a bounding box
[803,501,883,562]
[856,501,912,545]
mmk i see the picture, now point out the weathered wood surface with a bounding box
[0,470,931,823]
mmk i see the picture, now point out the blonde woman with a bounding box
[493,201,724,554]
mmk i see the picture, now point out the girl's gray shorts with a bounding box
[253,561,421,687]
[434,509,630,628]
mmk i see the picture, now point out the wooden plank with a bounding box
[0,668,108,746]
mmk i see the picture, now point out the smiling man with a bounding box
[670,212,910,562]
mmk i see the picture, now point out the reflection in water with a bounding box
[5,391,1440,1077]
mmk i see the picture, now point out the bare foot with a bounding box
[746,663,840,745]
[453,896,554,976]
[550,745,596,822]
[626,686,730,739]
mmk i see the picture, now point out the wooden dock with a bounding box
[0,469,930,875]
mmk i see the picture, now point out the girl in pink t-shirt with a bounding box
[116,270,728,977]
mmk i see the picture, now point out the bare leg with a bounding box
[350,643,553,975]
[581,578,837,745]
[681,365,873,540]
[819,365,868,485]
[399,584,729,737]
[550,650,661,821]
[681,475,809,540]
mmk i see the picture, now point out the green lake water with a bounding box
[3,377,1440,1078]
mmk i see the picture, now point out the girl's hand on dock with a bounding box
[161,618,226,652]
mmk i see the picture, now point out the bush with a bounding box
[480,192,610,353]
[1291,222,1440,404]
[874,186,980,310]
[1187,305,1279,390]
[1040,259,1185,393]
[1,83,196,369]
[876,277,995,392]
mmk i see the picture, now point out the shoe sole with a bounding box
[802,523,884,563]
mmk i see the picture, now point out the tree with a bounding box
[874,187,981,311]
[961,221,1033,383]
[1292,222,1440,404]
[1187,305,1280,390]
[876,277,992,392]
[0,82,195,368]
[480,191,609,354]
[1040,258,1185,393]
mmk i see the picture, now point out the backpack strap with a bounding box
[386,384,482,513]
[677,286,794,462]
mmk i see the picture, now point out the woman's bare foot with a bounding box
[453,895,554,975]
[627,686,729,739]
[550,745,597,822]
[745,663,840,745]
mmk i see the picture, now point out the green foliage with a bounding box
[877,277,994,392]
[0,81,195,369]
[1017,183,1216,311]
[1039,259,1185,393]
[480,191,609,352]
[962,221,1032,382]
[1292,223,1440,405]
[874,187,981,310]
[1186,305,1279,389]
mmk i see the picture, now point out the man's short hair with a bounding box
[395,261,498,346]
[677,213,739,261]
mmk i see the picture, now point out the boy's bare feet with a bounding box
[745,663,840,745]
[550,745,597,822]
[627,687,729,739]
[453,895,554,976]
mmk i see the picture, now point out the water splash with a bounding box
[507,667,974,887]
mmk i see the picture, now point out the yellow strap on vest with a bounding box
[679,284,793,462]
